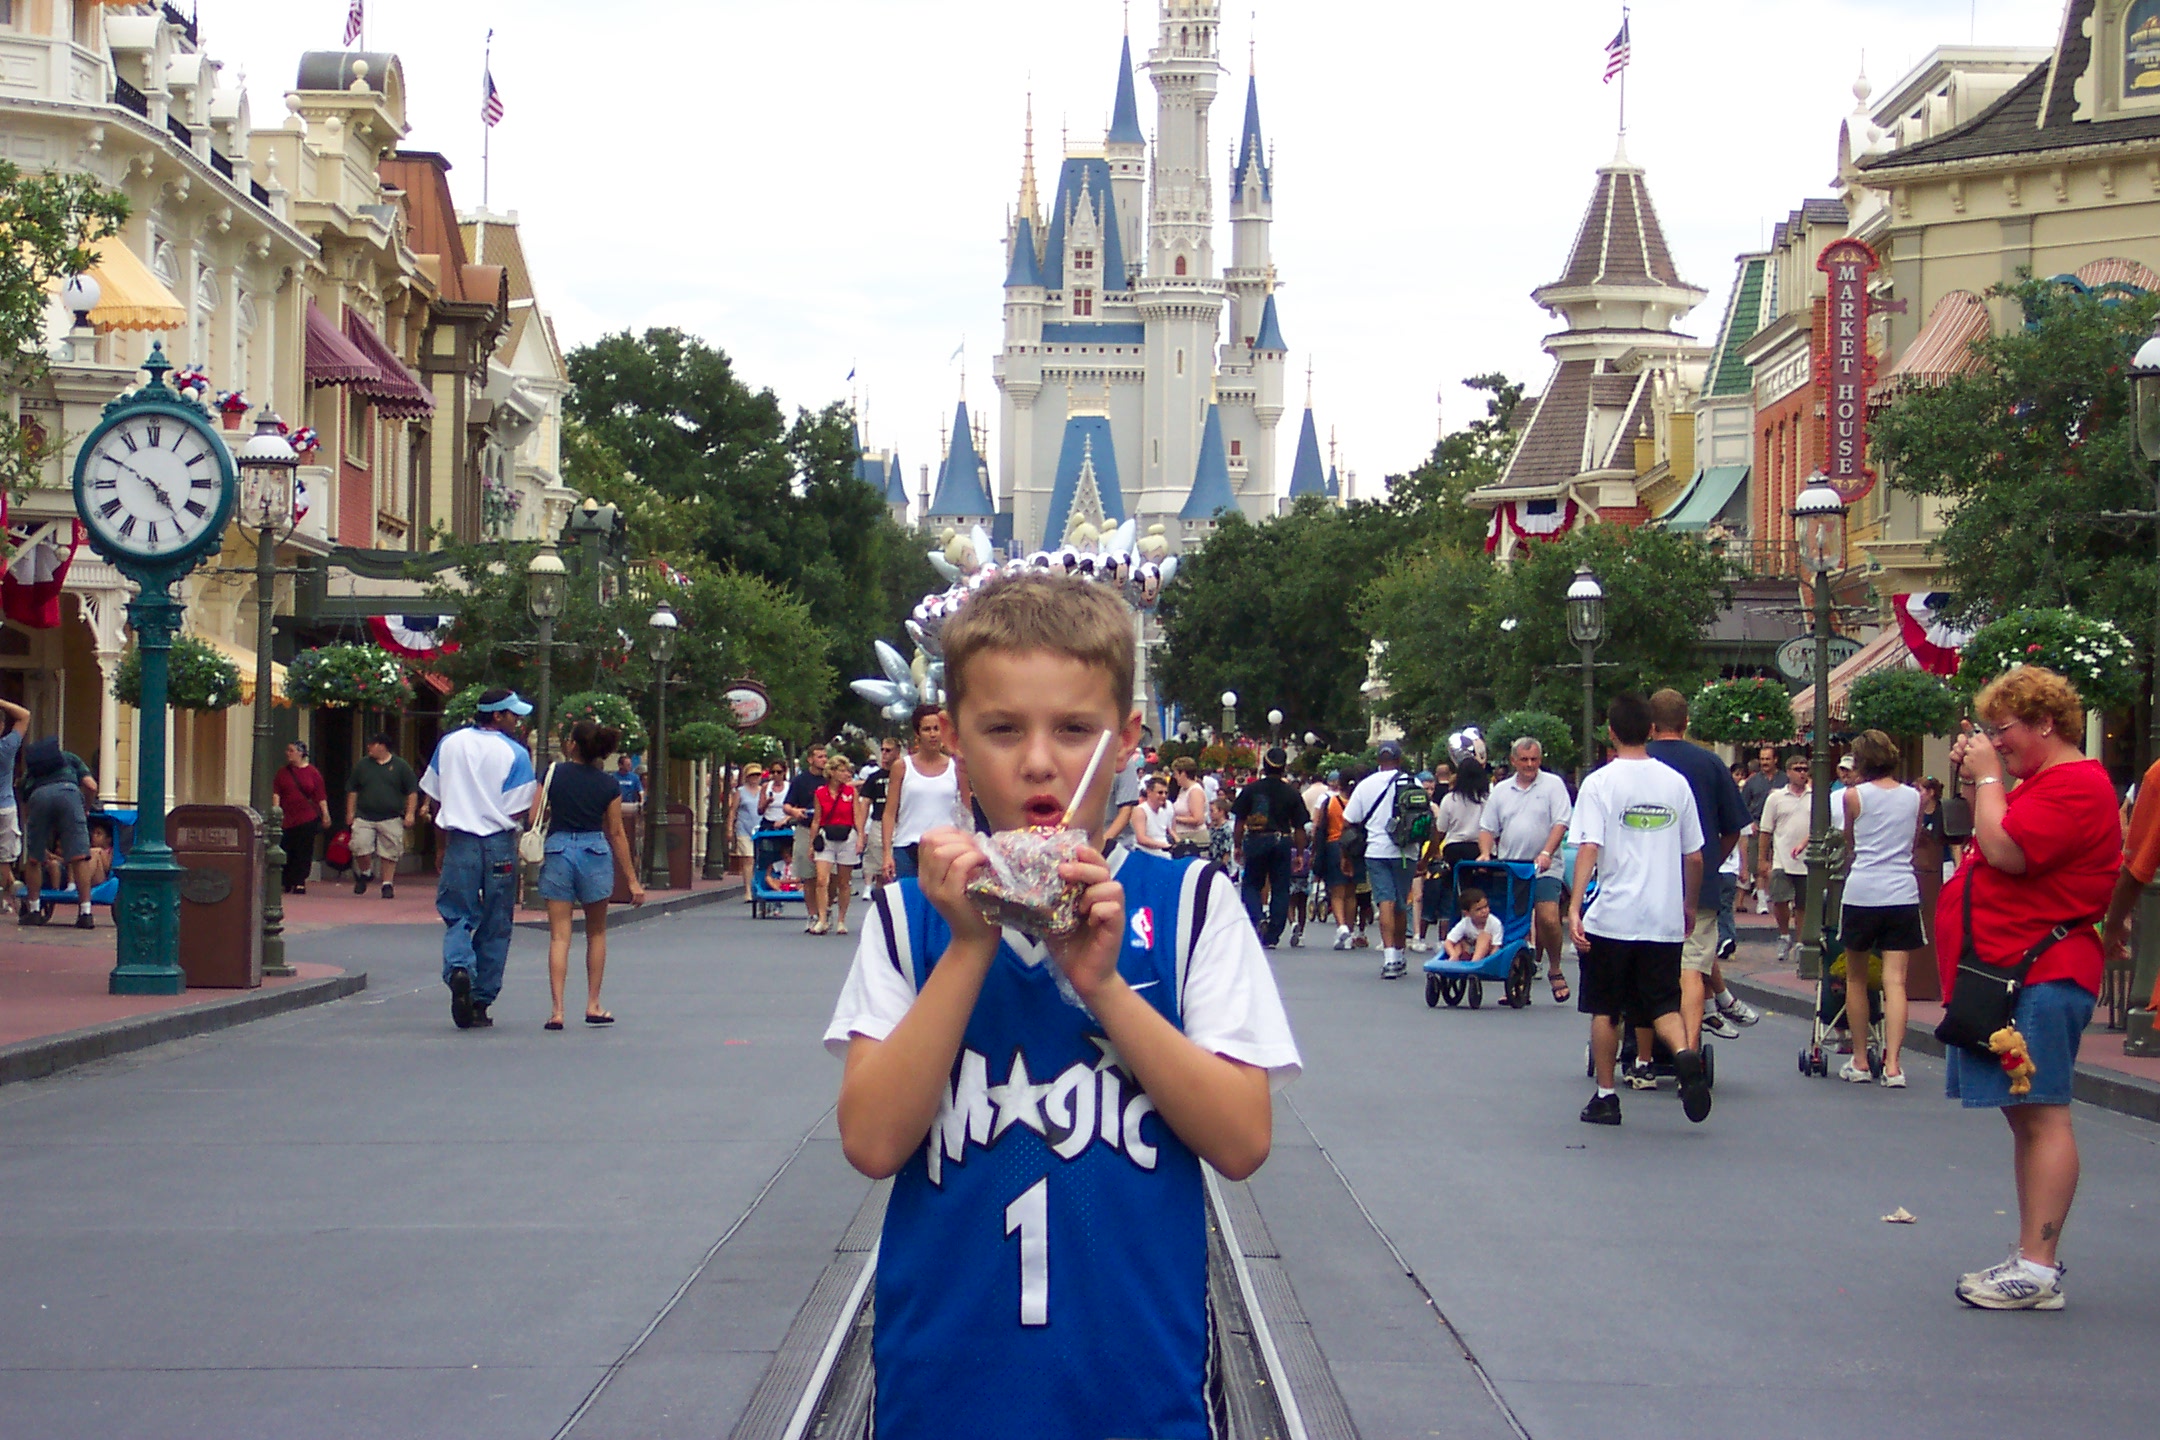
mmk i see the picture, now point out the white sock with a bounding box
[2018,1256,2060,1280]
[1337,924,1349,936]
[1595,1086,1617,1099]
[79,901,93,916]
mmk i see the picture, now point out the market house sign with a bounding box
[1815,237,1881,503]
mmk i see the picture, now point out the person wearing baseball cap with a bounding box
[1230,746,1311,948]
[420,687,537,1029]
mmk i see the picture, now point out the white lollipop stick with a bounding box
[1061,728,1118,829]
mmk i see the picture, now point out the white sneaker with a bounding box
[1838,1060,1874,1083]
[1332,928,1351,952]
[1381,952,1406,979]
[1755,892,1770,915]
[1407,938,1430,954]
[1701,1011,1743,1041]
[1717,995,1762,1026]
[1880,1071,1908,1089]
[1774,936,1792,962]
[1956,1250,2065,1310]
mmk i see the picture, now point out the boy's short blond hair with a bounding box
[942,572,1136,718]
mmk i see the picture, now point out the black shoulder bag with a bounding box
[1934,865,2087,1058]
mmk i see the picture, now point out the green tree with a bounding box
[1155,498,1411,740]
[1,163,128,495]
[1873,276,2160,642]
[1381,373,1524,553]
[1360,548,1506,746]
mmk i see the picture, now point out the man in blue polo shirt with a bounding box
[1647,689,1760,1054]
[421,688,537,1030]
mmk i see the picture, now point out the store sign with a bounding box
[722,680,771,730]
[1776,635,1863,683]
[1815,237,1881,501]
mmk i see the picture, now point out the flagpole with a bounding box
[482,29,493,210]
[1618,6,1629,137]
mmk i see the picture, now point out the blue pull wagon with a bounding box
[1422,858,1542,1010]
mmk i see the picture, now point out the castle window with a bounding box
[1175,254,1188,277]
[1073,249,1094,273]
[1176,349,1185,375]
[1229,440,1242,458]
[1073,288,1094,317]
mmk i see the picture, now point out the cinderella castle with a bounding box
[913,1,1337,553]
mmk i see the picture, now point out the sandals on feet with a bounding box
[1549,971,1571,1004]
[543,1019,564,1031]
[585,1011,615,1026]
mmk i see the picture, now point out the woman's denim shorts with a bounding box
[1944,978,2095,1109]
[540,832,615,905]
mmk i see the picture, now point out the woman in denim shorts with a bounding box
[1939,668,2117,1311]
[532,720,646,1030]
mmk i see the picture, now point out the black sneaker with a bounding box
[381,883,395,900]
[448,968,475,1029]
[1675,1047,1714,1123]
[74,911,94,929]
[470,1003,494,1029]
[1624,1060,1659,1091]
[1579,1093,1622,1126]
[353,875,368,896]
[1716,935,1737,961]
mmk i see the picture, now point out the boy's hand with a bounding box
[917,826,997,949]
[1047,843,1126,1005]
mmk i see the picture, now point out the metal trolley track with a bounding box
[733,1172,1355,1440]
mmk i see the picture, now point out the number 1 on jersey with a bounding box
[1004,1178,1049,1326]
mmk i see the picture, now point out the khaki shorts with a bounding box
[1770,870,1802,905]
[351,816,406,867]
[0,805,19,865]
[731,833,754,859]
[1681,905,1720,975]
[792,824,814,875]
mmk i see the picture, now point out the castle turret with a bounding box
[927,401,995,533]
[1107,35,1147,278]
[1178,401,1238,547]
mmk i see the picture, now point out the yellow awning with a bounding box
[49,237,186,334]
[195,634,290,708]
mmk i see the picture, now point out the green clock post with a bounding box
[72,344,239,995]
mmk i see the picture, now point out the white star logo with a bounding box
[1087,1033,1127,1076]
[986,1051,1052,1142]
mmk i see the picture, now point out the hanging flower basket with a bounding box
[1847,668,1963,739]
[112,636,241,713]
[554,690,647,754]
[284,644,413,710]
[1687,680,1798,746]
[1956,608,2140,713]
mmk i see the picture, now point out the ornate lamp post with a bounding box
[1220,690,1238,744]
[1566,565,1606,785]
[2121,330,2160,1051]
[644,600,679,888]
[1793,478,1849,982]
[1267,708,1284,747]
[525,544,567,762]
[236,417,300,977]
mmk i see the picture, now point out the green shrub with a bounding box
[1847,668,1963,738]
[113,636,241,712]
[285,644,412,710]
[670,720,736,762]
[554,691,647,754]
[1687,679,1798,746]
[1489,710,1576,775]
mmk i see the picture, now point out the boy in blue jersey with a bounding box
[825,572,1301,1440]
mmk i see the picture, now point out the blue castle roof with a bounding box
[1109,37,1144,146]
[1043,415,1127,548]
[1326,464,1340,500]
[1005,215,1044,289]
[1041,156,1127,293]
[929,402,994,518]
[1180,404,1239,522]
[884,453,908,507]
[1287,408,1327,498]
[1232,75,1271,204]
[1253,292,1286,352]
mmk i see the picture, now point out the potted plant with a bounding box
[1686,679,1799,747]
[284,643,413,710]
[112,635,242,712]
[214,388,250,431]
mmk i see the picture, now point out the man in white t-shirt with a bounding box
[1567,692,1709,1128]
[1478,738,1574,1001]
[1343,740,1431,980]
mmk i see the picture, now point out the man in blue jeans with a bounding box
[1231,748,1310,947]
[420,689,538,1030]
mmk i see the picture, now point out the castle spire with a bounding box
[1018,93,1042,232]
[1109,34,1144,146]
[1232,71,1271,204]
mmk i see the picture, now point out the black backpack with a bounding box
[1385,772,1433,850]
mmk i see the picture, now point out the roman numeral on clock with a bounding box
[184,451,207,467]
[184,500,207,519]
[146,522,161,544]
[97,498,122,520]
[145,422,162,448]
[93,476,117,490]
[119,431,138,454]
[118,513,137,537]
[191,474,214,489]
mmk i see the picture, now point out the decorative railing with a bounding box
[112,77,148,118]
[210,149,233,179]
[166,113,193,147]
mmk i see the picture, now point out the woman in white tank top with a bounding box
[1838,730,1927,1086]
[881,706,962,882]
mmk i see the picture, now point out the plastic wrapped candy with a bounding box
[966,826,1090,936]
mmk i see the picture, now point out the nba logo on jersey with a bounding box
[1129,906,1154,951]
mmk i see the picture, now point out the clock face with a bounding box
[79,411,227,560]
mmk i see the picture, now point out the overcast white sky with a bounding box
[200,0,2061,500]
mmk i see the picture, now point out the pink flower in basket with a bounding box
[2026,643,2044,654]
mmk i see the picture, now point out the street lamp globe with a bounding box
[235,415,299,535]
[647,600,680,663]
[2132,324,2160,462]
[62,272,101,327]
[1267,708,1283,729]
[1304,731,1318,746]
[1221,691,1239,710]
[526,545,567,620]
[1565,566,1606,646]
[1792,479,1849,577]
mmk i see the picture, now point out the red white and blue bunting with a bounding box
[368,613,459,661]
[1891,592,1970,677]
[1484,498,1579,554]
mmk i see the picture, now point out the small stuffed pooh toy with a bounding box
[1988,1026,2037,1097]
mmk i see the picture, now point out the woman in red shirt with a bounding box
[1938,667,2118,1312]
[273,741,331,894]
[808,755,862,937]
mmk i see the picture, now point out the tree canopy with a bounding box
[1,162,128,495]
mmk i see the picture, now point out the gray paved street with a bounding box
[4,904,2157,1438]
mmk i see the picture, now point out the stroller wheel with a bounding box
[1468,979,1484,1010]
[1798,1047,1810,1077]
[1703,1043,1715,1090]
[1440,975,1467,1008]
[1505,954,1534,1008]
[1425,973,1441,1009]
[1812,1048,1829,1078]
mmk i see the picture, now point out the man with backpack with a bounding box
[1231,747,1311,948]
[1343,740,1433,979]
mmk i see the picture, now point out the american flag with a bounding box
[343,0,363,47]
[1603,16,1631,83]
[482,67,505,127]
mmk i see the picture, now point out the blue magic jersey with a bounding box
[870,851,1224,1440]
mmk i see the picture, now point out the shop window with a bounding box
[346,391,372,468]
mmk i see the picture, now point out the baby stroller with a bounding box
[1799,922,1885,1078]
[749,827,806,920]
[1423,859,1541,1011]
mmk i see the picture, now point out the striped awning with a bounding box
[2074,257,2160,292]
[342,310,435,419]
[1789,628,1912,728]
[1878,291,1990,393]
[48,237,186,334]
[305,299,380,388]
